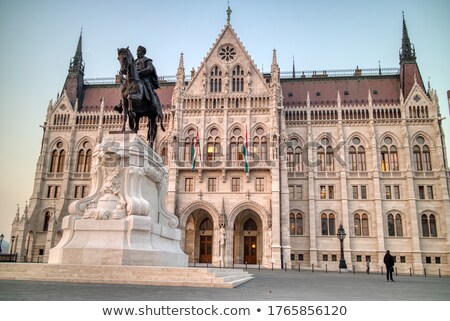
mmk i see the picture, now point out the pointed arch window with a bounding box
[349,137,366,171]
[43,211,51,232]
[413,137,432,171]
[318,138,334,171]
[288,138,303,171]
[321,213,335,236]
[184,129,197,163]
[50,142,65,173]
[290,212,304,236]
[380,136,398,171]
[199,218,213,232]
[77,141,92,172]
[210,66,222,93]
[243,218,257,232]
[229,128,244,161]
[387,213,403,237]
[422,213,438,237]
[354,213,369,236]
[232,65,244,92]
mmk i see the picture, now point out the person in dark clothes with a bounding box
[383,250,395,282]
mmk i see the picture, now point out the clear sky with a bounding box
[0,0,449,241]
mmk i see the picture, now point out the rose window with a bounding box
[218,44,237,62]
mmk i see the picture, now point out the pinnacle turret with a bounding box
[400,12,416,63]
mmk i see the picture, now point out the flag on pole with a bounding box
[191,129,199,171]
[242,127,249,173]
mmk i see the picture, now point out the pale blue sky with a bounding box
[0,0,449,240]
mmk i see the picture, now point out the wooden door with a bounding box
[199,235,212,263]
[244,236,257,264]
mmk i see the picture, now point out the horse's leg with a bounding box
[122,98,127,132]
[128,97,136,131]
[148,117,157,149]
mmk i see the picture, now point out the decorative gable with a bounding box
[404,82,434,119]
[185,24,269,96]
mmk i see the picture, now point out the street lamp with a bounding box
[336,224,347,269]
[0,234,4,253]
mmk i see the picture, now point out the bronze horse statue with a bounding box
[114,47,165,148]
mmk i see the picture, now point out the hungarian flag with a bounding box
[191,129,199,171]
[242,128,249,173]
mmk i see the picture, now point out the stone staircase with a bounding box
[0,263,253,288]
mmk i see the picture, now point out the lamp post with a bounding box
[336,224,347,269]
[0,234,4,253]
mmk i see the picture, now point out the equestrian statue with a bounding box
[114,46,165,148]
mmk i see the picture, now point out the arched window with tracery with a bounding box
[287,138,303,171]
[413,136,432,171]
[210,66,222,93]
[252,127,268,162]
[184,128,197,162]
[50,141,65,173]
[206,127,221,161]
[354,213,369,236]
[380,136,398,171]
[318,137,334,171]
[229,127,244,161]
[387,213,403,237]
[76,141,92,173]
[232,65,244,92]
[290,212,304,236]
[243,218,257,232]
[199,218,213,234]
[421,213,437,237]
[348,137,366,171]
[321,213,335,236]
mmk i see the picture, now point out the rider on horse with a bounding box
[114,46,163,123]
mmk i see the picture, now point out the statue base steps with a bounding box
[0,263,254,288]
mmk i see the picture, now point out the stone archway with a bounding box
[179,201,221,265]
[232,209,263,265]
[184,209,215,264]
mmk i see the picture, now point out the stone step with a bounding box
[0,263,253,288]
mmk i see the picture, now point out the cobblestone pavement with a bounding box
[1,269,449,301]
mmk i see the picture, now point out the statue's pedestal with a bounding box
[49,215,187,266]
[49,134,188,267]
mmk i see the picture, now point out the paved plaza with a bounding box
[1,268,449,301]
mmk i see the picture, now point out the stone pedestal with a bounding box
[49,134,188,267]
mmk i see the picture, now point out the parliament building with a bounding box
[9,12,450,275]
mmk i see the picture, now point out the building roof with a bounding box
[282,76,400,106]
[79,73,402,112]
[81,83,175,112]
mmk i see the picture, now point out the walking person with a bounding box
[366,258,370,274]
[383,250,395,282]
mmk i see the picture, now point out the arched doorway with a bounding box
[233,209,263,264]
[184,209,215,264]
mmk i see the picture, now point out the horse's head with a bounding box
[117,47,133,76]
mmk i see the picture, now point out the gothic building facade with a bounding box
[9,14,450,275]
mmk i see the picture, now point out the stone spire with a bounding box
[400,12,416,63]
[176,52,185,87]
[270,49,280,84]
[63,29,85,109]
[398,13,424,98]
